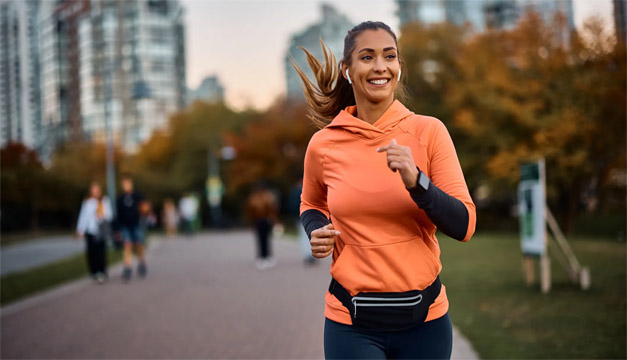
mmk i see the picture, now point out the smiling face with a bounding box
[342,29,400,106]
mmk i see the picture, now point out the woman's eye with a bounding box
[361,55,372,60]
[386,54,397,59]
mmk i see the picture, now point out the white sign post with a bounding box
[517,159,591,293]
[518,160,546,256]
[518,159,551,293]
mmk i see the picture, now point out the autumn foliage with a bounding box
[400,13,625,231]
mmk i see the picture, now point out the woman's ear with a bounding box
[340,62,349,81]
[340,62,352,85]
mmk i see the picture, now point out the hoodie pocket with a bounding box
[331,239,440,294]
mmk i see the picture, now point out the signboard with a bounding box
[518,160,546,256]
[206,176,224,207]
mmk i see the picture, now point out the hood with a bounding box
[326,100,414,139]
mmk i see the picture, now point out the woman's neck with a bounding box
[353,96,394,124]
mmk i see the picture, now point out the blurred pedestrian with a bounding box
[76,182,112,284]
[289,179,316,266]
[139,200,157,235]
[179,193,198,237]
[162,198,179,237]
[294,21,476,358]
[116,174,147,282]
[245,184,278,270]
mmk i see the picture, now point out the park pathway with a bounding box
[1,231,478,359]
[1,235,81,276]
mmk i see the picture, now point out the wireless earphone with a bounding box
[398,69,402,82]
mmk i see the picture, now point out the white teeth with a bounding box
[368,79,389,85]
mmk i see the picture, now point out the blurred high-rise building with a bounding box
[0,0,42,152]
[482,0,519,30]
[396,0,486,31]
[284,4,353,101]
[187,75,225,105]
[396,0,573,35]
[38,0,186,153]
[39,0,90,157]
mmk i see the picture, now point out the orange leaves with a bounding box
[226,100,314,194]
[453,109,477,132]
[400,10,625,219]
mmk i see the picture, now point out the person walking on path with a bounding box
[293,21,476,359]
[162,199,179,237]
[116,175,147,282]
[245,184,279,270]
[76,182,112,284]
[178,193,198,237]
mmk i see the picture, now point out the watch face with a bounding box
[419,172,430,190]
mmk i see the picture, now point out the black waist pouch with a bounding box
[329,276,441,332]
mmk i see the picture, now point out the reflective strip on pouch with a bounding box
[351,294,423,317]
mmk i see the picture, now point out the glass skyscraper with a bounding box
[396,0,573,35]
[37,0,186,154]
[0,0,42,152]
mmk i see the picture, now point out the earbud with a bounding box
[398,69,402,82]
[345,69,352,85]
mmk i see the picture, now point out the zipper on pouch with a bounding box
[351,294,423,318]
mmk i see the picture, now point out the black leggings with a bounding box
[85,234,107,275]
[324,313,452,359]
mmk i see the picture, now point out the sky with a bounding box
[180,0,615,111]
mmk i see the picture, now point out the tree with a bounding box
[225,99,315,214]
[1,143,45,230]
[444,13,626,231]
[123,101,257,224]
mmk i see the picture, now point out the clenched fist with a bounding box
[310,224,340,258]
[377,138,419,188]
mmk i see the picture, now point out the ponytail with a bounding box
[290,39,354,129]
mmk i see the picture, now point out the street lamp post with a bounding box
[206,146,235,227]
[104,58,116,216]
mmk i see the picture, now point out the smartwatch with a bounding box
[412,170,430,194]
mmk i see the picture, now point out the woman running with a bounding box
[294,21,476,359]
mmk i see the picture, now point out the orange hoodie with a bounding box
[300,100,476,326]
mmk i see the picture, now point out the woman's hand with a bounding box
[377,138,419,188]
[310,224,340,258]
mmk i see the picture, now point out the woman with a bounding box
[294,22,476,359]
[76,182,112,283]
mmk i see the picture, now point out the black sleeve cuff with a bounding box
[407,177,469,241]
[300,209,330,240]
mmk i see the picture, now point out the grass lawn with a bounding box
[440,232,626,359]
[1,248,123,306]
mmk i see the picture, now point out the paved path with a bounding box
[1,231,478,359]
[1,235,82,276]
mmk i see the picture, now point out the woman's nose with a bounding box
[373,57,386,72]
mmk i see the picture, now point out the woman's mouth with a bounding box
[368,79,390,86]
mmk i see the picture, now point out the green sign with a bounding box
[518,160,546,255]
